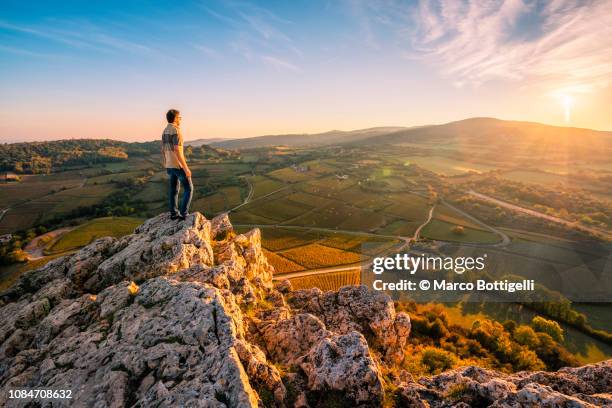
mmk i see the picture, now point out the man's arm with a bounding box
[173,145,191,177]
[173,128,191,177]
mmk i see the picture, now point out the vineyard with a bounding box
[288,269,361,291]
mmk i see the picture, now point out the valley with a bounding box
[1,117,611,368]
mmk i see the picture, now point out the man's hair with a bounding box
[166,109,180,123]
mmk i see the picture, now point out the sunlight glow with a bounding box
[562,94,573,124]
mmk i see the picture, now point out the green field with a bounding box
[248,198,313,222]
[48,217,143,253]
[420,219,500,243]
[249,175,286,199]
[267,167,311,183]
[400,156,495,176]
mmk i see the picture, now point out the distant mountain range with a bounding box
[207,127,408,148]
[184,137,231,147]
[206,118,612,153]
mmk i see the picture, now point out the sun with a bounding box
[562,94,573,124]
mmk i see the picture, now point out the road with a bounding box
[467,190,611,240]
[228,181,292,213]
[255,203,436,281]
[23,227,74,260]
[440,198,511,247]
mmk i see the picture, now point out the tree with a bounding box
[451,225,465,235]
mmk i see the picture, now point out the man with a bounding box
[161,109,193,221]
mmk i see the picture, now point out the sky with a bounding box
[1,0,611,142]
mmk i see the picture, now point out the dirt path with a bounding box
[413,205,435,242]
[24,227,74,260]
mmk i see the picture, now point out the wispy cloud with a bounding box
[193,44,219,59]
[405,0,612,95]
[0,19,159,57]
[203,1,302,72]
[0,44,58,58]
[260,55,302,73]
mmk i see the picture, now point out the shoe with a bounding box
[170,214,179,220]
[176,215,186,221]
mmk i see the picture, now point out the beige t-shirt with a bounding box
[161,123,183,169]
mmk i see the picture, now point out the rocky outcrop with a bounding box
[396,361,612,407]
[0,212,610,407]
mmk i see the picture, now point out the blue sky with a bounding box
[1,0,611,141]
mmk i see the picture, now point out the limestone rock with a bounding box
[299,331,384,406]
[0,211,609,408]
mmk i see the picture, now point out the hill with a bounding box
[0,212,609,407]
[0,139,159,174]
[210,126,408,149]
[210,118,612,162]
[185,137,231,147]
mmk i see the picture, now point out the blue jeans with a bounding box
[167,168,193,217]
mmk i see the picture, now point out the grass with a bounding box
[337,209,387,231]
[285,191,335,208]
[249,175,286,199]
[0,172,83,208]
[195,186,245,216]
[133,181,167,202]
[300,159,340,175]
[383,193,431,221]
[501,170,566,185]
[376,219,419,237]
[192,193,227,216]
[420,219,500,243]
[48,217,143,253]
[248,198,313,222]
[400,156,494,176]
[285,203,367,229]
[85,171,146,185]
[39,184,119,218]
[267,167,311,183]
[288,269,360,291]
[332,186,393,210]
[299,176,357,194]
[280,243,362,269]
[434,205,488,230]
[263,249,305,274]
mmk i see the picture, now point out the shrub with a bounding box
[513,325,539,348]
[420,347,457,374]
[531,316,564,342]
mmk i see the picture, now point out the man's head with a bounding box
[166,109,181,126]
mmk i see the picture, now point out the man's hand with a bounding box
[184,168,192,178]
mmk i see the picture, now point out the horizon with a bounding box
[2,116,612,144]
[2,0,612,142]
[2,116,612,145]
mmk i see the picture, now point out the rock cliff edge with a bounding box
[0,213,609,407]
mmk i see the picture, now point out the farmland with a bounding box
[48,217,143,253]
[1,121,611,365]
[288,269,361,291]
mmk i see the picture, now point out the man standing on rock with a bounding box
[162,109,193,221]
